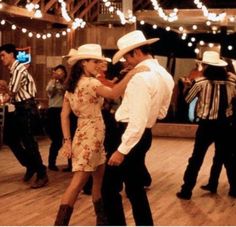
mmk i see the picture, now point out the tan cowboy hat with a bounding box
[67,44,108,66]
[196,51,227,67]
[112,30,159,64]
[62,48,78,58]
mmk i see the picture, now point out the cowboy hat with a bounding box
[67,44,108,66]
[112,30,159,64]
[196,51,227,67]
[62,48,78,58]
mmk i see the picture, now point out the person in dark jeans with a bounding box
[200,92,236,193]
[102,30,174,226]
[176,51,236,200]
[0,43,48,189]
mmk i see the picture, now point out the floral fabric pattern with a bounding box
[65,77,106,171]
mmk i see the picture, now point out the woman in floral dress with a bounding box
[54,44,146,226]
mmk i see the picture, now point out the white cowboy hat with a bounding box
[67,44,108,66]
[112,30,159,64]
[105,57,112,62]
[196,51,227,67]
[62,48,78,58]
[119,57,126,62]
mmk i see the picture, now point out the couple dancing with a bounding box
[54,30,174,226]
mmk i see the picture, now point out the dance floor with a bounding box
[0,136,235,226]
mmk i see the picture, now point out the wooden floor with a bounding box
[0,136,236,226]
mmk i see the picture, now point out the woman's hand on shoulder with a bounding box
[127,65,150,77]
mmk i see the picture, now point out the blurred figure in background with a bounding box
[176,62,203,122]
[46,64,67,171]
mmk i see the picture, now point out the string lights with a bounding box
[57,0,86,29]
[150,0,178,22]
[101,0,136,25]
[25,1,42,18]
[0,18,71,40]
[0,0,87,40]
[0,0,235,53]
[136,0,235,54]
[193,0,226,22]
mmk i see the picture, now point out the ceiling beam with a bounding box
[43,0,57,13]
[134,0,145,9]
[72,0,87,16]
[12,0,21,5]
[0,3,70,26]
[78,0,99,19]
[32,0,41,4]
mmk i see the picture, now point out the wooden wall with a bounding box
[0,24,135,100]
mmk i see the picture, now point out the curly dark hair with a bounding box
[65,60,84,93]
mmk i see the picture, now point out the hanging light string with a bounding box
[0,18,71,40]
[101,0,136,25]
[193,0,226,22]
[25,2,42,18]
[57,0,86,29]
[0,0,235,52]
[150,0,178,22]
[0,0,87,40]
[138,1,234,54]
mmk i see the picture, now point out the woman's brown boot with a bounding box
[54,204,73,226]
[93,198,108,226]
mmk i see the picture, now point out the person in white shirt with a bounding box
[101,30,174,226]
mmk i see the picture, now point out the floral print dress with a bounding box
[65,76,106,172]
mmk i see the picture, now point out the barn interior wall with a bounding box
[0,25,134,99]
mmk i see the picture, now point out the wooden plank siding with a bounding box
[0,25,134,100]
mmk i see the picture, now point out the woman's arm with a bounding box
[96,65,149,100]
[60,96,73,158]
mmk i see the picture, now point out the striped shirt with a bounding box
[185,75,236,120]
[9,60,37,102]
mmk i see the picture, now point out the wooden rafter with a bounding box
[134,0,145,9]
[12,0,21,5]
[32,0,41,4]
[72,0,88,15]
[43,0,57,13]
[0,2,70,25]
[141,2,153,9]
[78,0,99,19]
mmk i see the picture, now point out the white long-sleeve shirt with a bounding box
[115,59,174,155]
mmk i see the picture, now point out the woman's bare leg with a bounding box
[61,171,91,206]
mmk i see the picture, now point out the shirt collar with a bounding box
[135,58,158,69]
[9,60,19,74]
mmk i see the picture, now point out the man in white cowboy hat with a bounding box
[176,50,236,200]
[101,30,174,225]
